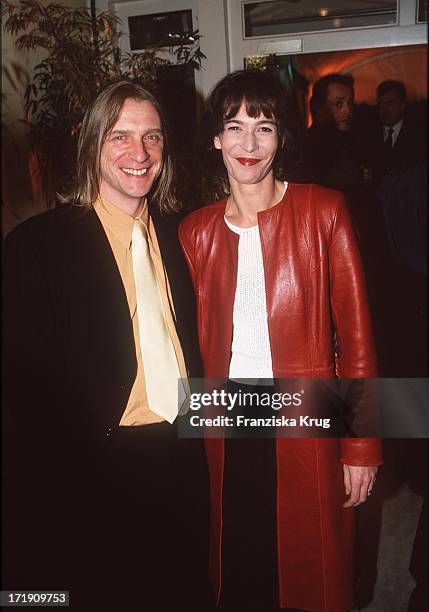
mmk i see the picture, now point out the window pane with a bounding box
[244,0,397,38]
[417,0,428,22]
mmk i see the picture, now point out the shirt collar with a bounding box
[94,196,149,250]
[384,117,404,136]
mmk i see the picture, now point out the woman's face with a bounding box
[214,103,280,186]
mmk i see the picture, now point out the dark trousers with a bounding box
[3,421,210,611]
[85,422,210,610]
[219,381,279,611]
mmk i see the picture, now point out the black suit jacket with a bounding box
[290,122,370,194]
[373,113,427,177]
[2,201,204,529]
[3,203,201,446]
[2,201,207,597]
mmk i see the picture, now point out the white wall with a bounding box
[195,0,228,97]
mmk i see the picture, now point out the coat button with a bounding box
[105,427,112,437]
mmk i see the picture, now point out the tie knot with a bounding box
[133,218,148,240]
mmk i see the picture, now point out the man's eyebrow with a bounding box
[109,128,163,134]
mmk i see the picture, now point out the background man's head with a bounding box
[376,80,407,127]
[310,73,355,133]
[73,80,177,212]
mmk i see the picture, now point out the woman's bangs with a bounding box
[223,93,277,121]
[222,96,243,121]
[245,95,276,120]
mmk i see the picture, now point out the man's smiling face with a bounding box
[99,97,164,214]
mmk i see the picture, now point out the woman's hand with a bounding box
[342,464,378,507]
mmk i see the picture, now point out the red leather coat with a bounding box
[179,183,382,611]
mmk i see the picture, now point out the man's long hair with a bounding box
[61,80,179,213]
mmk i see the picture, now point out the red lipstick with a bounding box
[235,157,261,166]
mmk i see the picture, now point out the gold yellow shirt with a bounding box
[94,196,188,426]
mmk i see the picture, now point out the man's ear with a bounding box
[214,135,222,150]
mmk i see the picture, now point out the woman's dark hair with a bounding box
[199,70,298,198]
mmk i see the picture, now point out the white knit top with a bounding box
[224,183,288,383]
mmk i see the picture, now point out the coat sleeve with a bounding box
[3,226,57,425]
[327,193,382,466]
[2,223,66,475]
[178,213,199,289]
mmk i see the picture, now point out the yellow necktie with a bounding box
[132,219,185,423]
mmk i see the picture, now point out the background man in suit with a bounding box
[375,80,427,611]
[374,81,427,378]
[3,80,208,610]
[376,79,426,176]
[291,73,374,194]
[290,73,387,332]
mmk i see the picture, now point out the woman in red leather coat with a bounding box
[179,70,382,611]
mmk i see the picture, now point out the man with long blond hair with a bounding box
[3,80,208,610]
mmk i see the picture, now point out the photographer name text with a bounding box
[188,390,331,429]
[189,414,331,429]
